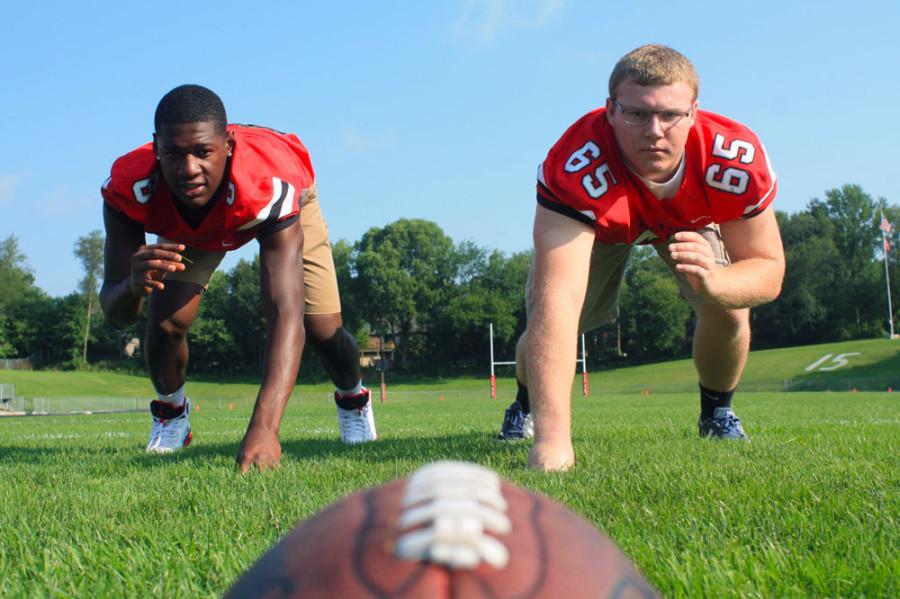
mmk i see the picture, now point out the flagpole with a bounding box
[882,211,895,338]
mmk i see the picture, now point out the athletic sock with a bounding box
[156,385,186,408]
[515,379,530,414]
[699,383,734,420]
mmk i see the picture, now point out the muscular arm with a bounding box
[100,205,186,328]
[526,205,595,471]
[670,208,785,309]
[238,219,305,472]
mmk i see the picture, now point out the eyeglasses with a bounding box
[613,100,693,127]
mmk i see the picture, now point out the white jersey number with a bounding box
[711,133,755,164]
[706,165,749,195]
[582,163,618,199]
[132,177,153,204]
[565,141,618,199]
[565,141,601,172]
[705,134,756,195]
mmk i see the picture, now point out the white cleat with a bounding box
[335,389,377,443]
[146,399,193,453]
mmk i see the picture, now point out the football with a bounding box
[225,461,658,598]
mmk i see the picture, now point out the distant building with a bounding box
[360,335,395,370]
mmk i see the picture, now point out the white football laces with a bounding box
[394,461,512,569]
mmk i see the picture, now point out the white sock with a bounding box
[157,385,186,407]
[336,380,364,397]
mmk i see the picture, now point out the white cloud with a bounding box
[0,172,30,205]
[452,0,565,46]
[336,125,398,154]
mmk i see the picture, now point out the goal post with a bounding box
[489,324,588,399]
[0,383,14,409]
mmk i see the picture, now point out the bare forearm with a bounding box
[708,257,784,309]
[527,301,579,445]
[100,280,144,328]
[249,310,304,432]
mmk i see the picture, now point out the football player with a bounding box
[497,45,785,471]
[100,85,376,472]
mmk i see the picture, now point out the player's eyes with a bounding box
[660,112,683,122]
[626,110,649,120]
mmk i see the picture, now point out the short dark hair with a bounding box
[154,84,227,135]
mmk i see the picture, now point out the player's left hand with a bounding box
[236,425,282,474]
[668,231,721,300]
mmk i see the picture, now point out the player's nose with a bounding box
[643,115,665,137]
[180,154,202,176]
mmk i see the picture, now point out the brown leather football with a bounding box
[225,462,658,598]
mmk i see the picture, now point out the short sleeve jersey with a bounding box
[537,109,777,245]
[101,124,314,251]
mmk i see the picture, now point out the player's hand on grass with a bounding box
[528,439,575,472]
[129,243,188,297]
[669,231,720,300]
[237,424,282,474]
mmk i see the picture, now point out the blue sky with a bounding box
[2,1,898,297]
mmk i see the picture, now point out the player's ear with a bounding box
[152,134,159,160]
[226,130,235,157]
[605,97,615,124]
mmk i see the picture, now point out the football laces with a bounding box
[394,461,511,569]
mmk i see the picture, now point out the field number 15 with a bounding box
[804,353,861,372]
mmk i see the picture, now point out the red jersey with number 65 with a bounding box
[537,109,777,245]
[101,124,314,251]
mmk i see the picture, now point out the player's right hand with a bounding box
[236,425,282,474]
[528,439,575,472]
[129,243,187,296]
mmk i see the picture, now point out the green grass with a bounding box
[1,340,899,597]
[4,338,897,403]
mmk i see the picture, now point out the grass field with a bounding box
[1,340,898,597]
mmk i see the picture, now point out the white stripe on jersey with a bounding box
[742,140,778,216]
[238,177,296,231]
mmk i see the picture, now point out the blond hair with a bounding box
[608,44,699,100]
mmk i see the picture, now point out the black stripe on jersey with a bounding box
[258,214,299,238]
[263,179,289,226]
[742,204,768,219]
[537,188,595,228]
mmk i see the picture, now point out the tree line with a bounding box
[1,184,897,378]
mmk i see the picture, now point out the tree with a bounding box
[618,248,691,361]
[753,211,840,346]
[353,219,456,369]
[0,235,43,358]
[426,245,530,372]
[0,235,34,316]
[74,230,105,362]
[806,185,884,339]
[188,272,238,373]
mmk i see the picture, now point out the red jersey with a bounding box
[102,124,314,251]
[537,109,777,245]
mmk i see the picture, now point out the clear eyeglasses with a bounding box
[613,100,692,128]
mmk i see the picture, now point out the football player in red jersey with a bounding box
[496,45,785,471]
[100,85,376,473]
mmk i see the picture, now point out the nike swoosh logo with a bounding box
[222,241,234,248]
